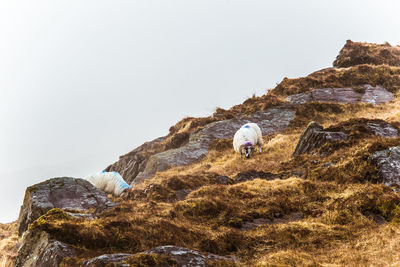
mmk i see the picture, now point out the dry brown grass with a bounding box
[0,222,19,267]
[272,64,400,96]
[333,40,400,68]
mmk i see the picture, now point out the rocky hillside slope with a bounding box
[4,40,400,266]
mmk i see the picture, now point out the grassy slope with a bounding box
[6,41,400,266]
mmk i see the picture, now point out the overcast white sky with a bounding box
[1,0,400,223]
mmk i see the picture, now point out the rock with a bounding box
[292,122,348,156]
[106,136,167,184]
[235,171,279,183]
[15,230,78,267]
[365,121,399,137]
[134,108,295,183]
[82,246,237,267]
[83,253,132,267]
[143,245,237,266]
[333,40,400,68]
[369,146,400,187]
[286,85,394,105]
[17,177,114,235]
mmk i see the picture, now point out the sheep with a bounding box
[233,122,263,158]
[85,171,131,197]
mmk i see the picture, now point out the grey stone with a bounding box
[286,85,394,105]
[83,253,132,267]
[17,177,114,235]
[369,146,400,187]
[143,245,237,267]
[366,121,399,137]
[82,246,237,267]
[106,136,167,184]
[134,108,295,183]
[15,230,78,267]
[362,85,396,105]
[293,122,348,156]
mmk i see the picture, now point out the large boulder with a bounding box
[292,122,348,156]
[333,40,400,68]
[15,230,78,267]
[134,108,295,183]
[369,146,400,187]
[105,136,167,184]
[17,177,114,235]
[286,85,394,105]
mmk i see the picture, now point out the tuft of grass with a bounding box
[333,40,400,68]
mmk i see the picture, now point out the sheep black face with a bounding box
[241,145,255,159]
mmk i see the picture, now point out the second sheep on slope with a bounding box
[233,122,263,158]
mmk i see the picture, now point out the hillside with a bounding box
[4,40,400,266]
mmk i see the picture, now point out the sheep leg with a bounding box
[259,146,262,153]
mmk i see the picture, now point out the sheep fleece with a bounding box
[233,123,263,152]
[85,171,131,196]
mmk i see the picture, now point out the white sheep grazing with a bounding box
[233,122,263,158]
[85,171,131,197]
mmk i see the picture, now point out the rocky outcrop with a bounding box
[83,253,132,267]
[17,177,114,235]
[82,246,237,266]
[134,108,295,183]
[365,121,400,137]
[15,230,77,267]
[333,40,400,68]
[142,246,237,266]
[286,85,394,105]
[293,122,348,156]
[106,136,167,184]
[369,146,400,187]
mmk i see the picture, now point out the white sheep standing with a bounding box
[233,122,263,158]
[85,171,131,197]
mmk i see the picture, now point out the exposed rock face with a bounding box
[293,122,348,156]
[83,253,132,267]
[286,85,394,105]
[369,146,400,187]
[82,246,236,267]
[333,40,400,68]
[15,230,77,267]
[143,246,236,266]
[365,121,399,137]
[106,136,167,184]
[17,177,114,235]
[134,108,295,183]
